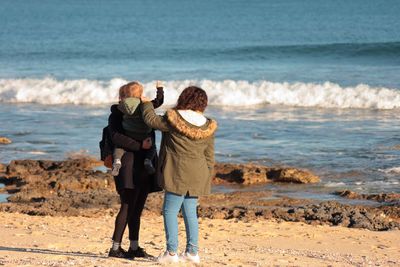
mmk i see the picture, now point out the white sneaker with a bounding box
[157,251,179,264]
[180,252,200,264]
[111,160,121,176]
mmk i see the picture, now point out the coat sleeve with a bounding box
[151,87,164,109]
[204,135,215,175]
[108,109,141,151]
[141,102,170,132]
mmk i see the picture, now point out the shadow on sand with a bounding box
[0,246,156,263]
[0,246,106,259]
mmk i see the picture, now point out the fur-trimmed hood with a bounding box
[165,109,217,140]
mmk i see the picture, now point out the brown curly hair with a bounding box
[175,86,208,112]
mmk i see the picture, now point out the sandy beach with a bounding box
[1,159,399,266]
[0,211,399,267]
[2,1,400,266]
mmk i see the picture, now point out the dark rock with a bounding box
[0,137,12,144]
[214,163,320,185]
[31,197,46,203]
[0,158,115,216]
[330,212,343,225]
[0,163,6,173]
[335,190,400,204]
[267,168,320,184]
[0,158,398,231]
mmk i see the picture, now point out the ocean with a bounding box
[1,0,399,199]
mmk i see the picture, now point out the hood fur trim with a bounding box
[166,109,217,140]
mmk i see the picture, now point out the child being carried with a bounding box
[112,81,164,176]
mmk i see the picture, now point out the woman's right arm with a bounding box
[141,102,170,132]
[108,110,142,151]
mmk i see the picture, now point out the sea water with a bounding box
[0,183,8,203]
[0,0,399,198]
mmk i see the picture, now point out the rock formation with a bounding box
[0,137,12,144]
[214,163,320,184]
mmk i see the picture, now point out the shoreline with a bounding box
[0,158,399,231]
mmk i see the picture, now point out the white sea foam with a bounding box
[27,151,47,155]
[378,167,400,174]
[324,182,346,187]
[1,78,400,109]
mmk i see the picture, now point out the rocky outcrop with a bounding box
[267,168,320,184]
[5,158,101,176]
[335,190,400,204]
[0,137,12,144]
[1,158,399,230]
[269,201,399,231]
[198,202,399,231]
[0,158,115,216]
[214,163,320,184]
[0,163,6,173]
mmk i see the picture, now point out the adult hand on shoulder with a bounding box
[142,137,152,149]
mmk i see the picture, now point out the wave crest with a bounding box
[0,78,400,109]
[226,41,400,60]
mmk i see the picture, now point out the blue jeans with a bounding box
[163,191,199,254]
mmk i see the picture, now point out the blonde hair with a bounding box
[119,81,143,99]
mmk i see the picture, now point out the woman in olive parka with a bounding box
[141,86,217,264]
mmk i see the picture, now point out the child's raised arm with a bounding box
[151,81,164,108]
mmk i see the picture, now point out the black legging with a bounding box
[112,185,149,243]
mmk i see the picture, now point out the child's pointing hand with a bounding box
[156,81,163,89]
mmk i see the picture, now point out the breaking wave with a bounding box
[1,78,400,109]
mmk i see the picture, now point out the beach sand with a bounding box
[0,212,399,267]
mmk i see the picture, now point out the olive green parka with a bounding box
[141,102,217,196]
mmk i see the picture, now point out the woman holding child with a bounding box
[107,82,163,259]
[141,86,217,264]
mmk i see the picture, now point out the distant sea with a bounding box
[1,0,399,200]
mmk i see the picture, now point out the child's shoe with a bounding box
[111,159,121,176]
[157,251,179,264]
[144,158,156,174]
[180,252,200,264]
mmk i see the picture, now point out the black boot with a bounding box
[108,247,128,258]
[126,247,152,258]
